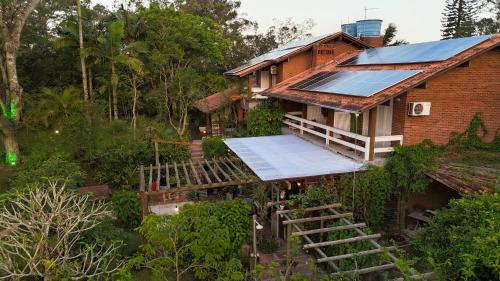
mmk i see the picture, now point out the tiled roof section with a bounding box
[194,86,241,113]
[427,151,499,194]
[224,32,372,77]
[263,34,500,113]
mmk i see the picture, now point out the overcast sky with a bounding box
[92,0,447,43]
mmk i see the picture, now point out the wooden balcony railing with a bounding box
[282,114,403,161]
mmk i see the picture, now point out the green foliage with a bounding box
[135,200,250,280]
[12,152,86,188]
[449,112,499,151]
[111,190,142,229]
[412,193,500,281]
[290,181,338,207]
[202,136,227,159]
[246,103,284,136]
[258,239,278,254]
[386,140,436,195]
[340,165,393,230]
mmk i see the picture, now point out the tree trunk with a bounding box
[131,74,137,129]
[4,44,22,123]
[111,63,118,120]
[76,0,89,100]
[2,127,19,165]
[88,67,93,101]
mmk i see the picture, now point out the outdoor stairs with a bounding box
[190,140,204,162]
[189,140,207,198]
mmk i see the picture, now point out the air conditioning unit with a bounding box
[408,102,431,116]
[270,65,278,75]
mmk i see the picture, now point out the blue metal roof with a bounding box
[340,35,491,65]
[224,135,362,181]
[290,70,421,97]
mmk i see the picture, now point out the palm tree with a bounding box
[38,86,82,129]
[83,21,142,120]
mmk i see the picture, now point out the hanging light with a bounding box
[255,220,264,230]
[280,190,286,199]
[297,181,302,187]
[54,130,60,134]
[174,205,179,213]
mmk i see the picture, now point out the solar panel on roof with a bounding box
[340,35,490,66]
[290,70,421,97]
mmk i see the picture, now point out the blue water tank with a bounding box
[356,19,383,37]
[341,23,357,37]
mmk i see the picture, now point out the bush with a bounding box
[246,103,283,136]
[202,136,227,159]
[12,152,86,188]
[258,239,278,254]
[412,193,500,281]
[111,190,142,229]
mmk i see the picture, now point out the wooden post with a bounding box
[154,141,160,167]
[139,192,148,217]
[368,107,377,161]
[326,109,335,145]
[206,113,212,136]
[286,224,292,255]
[148,164,153,192]
[301,103,308,119]
[139,165,145,191]
[320,218,324,242]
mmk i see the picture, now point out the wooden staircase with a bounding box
[190,140,204,162]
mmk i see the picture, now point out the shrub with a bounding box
[111,190,142,229]
[202,136,227,159]
[246,103,283,136]
[258,239,278,254]
[412,193,500,281]
[12,152,86,188]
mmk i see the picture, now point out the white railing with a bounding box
[283,114,403,161]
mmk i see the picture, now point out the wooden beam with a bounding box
[205,159,222,182]
[165,163,170,189]
[181,162,191,186]
[368,107,377,161]
[283,213,352,225]
[330,263,396,277]
[304,234,381,249]
[148,164,153,192]
[317,246,397,263]
[277,203,342,214]
[139,165,145,191]
[174,162,181,187]
[154,141,160,166]
[214,159,232,181]
[224,157,247,178]
[281,213,340,272]
[293,223,366,236]
[220,159,240,180]
[156,162,161,189]
[198,161,212,183]
[141,179,259,195]
[189,160,202,185]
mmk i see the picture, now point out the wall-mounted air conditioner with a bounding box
[408,102,431,116]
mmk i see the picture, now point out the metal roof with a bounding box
[225,34,334,75]
[224,135,363,181]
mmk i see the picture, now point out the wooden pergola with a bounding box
[275,201,433,279]
[138,157,260,215]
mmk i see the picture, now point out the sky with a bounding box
[92,0,447,43]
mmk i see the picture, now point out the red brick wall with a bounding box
[399,50,500,145]
[281,50,313,81]
[314,40,363,66]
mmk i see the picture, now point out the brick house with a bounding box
[195,31,378,136]
[261,34,500,162]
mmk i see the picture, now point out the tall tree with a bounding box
[475,0,500,34]
[77,0,89,100]
[140,6,229,135]
[84,21,142,120]
[0,0,43,165]
[442,0,479,39]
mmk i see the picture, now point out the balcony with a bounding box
[282,113,403,162]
